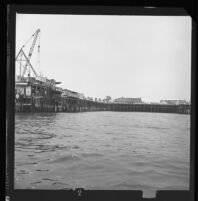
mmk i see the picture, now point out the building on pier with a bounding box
[149,102,161,105]
[62,89,85,100]
[160,99,189,105]
[114,97,142,104]
[15,76,63,112]
[87,97,93,101]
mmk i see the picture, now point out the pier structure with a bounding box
[14,75,190,114]
[15,29,190,115]
[51,97,108,113]
[107,103,190,114]
[15,93,190,114]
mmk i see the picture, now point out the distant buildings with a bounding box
[114,97,142,104]
[160,99,189,105]
[60,88,189,105]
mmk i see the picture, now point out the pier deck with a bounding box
[15,96,190,114]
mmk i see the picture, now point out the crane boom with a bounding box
[21,28,40,77]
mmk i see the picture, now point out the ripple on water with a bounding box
[80,152,103,158]
[48,154,80,164]
[15,112,190,192]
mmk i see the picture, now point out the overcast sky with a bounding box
[16,14,191,102]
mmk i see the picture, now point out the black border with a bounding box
[2,3,7,201]
[6,4,196,201]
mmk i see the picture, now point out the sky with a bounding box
[15,14,191,102]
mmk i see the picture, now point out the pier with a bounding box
[15,95,190,115]
[14,29,190,115]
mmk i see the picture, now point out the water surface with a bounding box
[15,112,190,197]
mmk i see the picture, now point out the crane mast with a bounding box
[21,28,40,77]
[16,28,40,79]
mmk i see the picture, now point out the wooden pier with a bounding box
[107,103,190,114]
[15,96,190,115]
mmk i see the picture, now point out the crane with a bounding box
[15,28,40,79]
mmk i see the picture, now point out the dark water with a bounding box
[15,112,190,197]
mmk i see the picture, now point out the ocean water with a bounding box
[15,112,190,197]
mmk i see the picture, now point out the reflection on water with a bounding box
[15,112,190,196]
